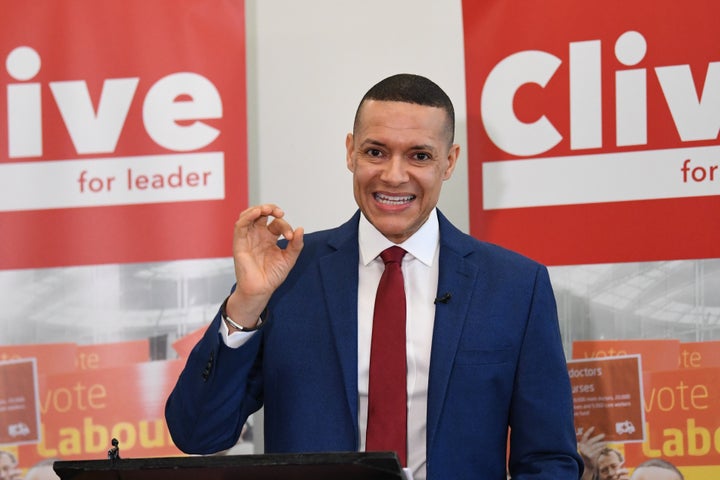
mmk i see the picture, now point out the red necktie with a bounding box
[366,246,407,466]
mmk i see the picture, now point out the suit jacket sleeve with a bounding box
[164,301,264,454]
[508,265,582,479]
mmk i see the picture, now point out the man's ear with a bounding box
[443,143,460,180]
[345,133,355,172]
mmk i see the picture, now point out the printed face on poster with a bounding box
[568,355,645,443]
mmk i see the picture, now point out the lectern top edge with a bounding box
[54,451,405,480]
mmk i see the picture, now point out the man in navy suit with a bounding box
[165,74,582,480]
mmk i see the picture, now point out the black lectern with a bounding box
[54,452,405,480]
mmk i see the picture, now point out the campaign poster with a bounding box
[462,0,720,266]
[0,0,248,269]
[0,0,247,470]
[569,356,645,443]
[0,359,40,446]
[17,359,185,465]
[625,367,720,476]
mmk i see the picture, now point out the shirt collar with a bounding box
[358,208,439,267]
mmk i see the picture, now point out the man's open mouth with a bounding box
[374,192,415,205]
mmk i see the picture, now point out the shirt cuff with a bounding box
[219,318,258,348]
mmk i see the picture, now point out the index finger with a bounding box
[267,216,296,239]
[236,204,285,228]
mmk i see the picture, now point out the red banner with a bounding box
[0,0,247,269]
[462,0,720,265]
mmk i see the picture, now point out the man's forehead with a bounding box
[357,99,447,118]
[632,466,681,480]
[354,100,452,141]
[599,452,621,463]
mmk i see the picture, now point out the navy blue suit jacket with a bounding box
[165,211,582,479]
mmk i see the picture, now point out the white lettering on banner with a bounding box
[0,152,225,212]
[481,31,720,157]
[49,79,139,155]
[483,145,720,209]
[143,73,222,151]
[569,40,601,151]
[481,50,563,156]
[5,46,223,158]
[657,63,720,142]
[615,31,648,147]
[6,46,43,157]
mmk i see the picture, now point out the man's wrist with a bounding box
[221,296,264,332]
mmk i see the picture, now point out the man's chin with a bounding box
[369,218,415,243]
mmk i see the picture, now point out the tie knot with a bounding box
[380,246,406,265]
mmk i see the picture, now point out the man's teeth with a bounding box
[375,193,414,205]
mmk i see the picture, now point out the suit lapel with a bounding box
[318,212,361,443]
[426,212,481,453]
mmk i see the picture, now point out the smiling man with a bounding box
[165,74,582,480]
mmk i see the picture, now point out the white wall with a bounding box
[245,0,469,234]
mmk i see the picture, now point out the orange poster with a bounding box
[625,367,720,469]
[568,356,645,443]
[16,359,184,468]
[0,359,40,445]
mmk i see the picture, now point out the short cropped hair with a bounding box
[353,73,455,144]
[633,459,684,480]
[597,447,623,463]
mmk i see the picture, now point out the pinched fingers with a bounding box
[233,204,304,264]
[235,204,284,231]
[267,216,296,240]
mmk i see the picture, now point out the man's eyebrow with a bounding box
[360,138,437,152]
[408,144,436,151]
[360,138,388,148]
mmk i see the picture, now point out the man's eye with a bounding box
[366,149,382,157]
[414,152,431,161]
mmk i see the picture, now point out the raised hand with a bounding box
[226,204,304,328]
[578,426,607,480]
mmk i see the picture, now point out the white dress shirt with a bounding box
[357,209,439,480]
[221,210,440,480]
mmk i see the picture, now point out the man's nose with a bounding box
[380,156,409,184]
